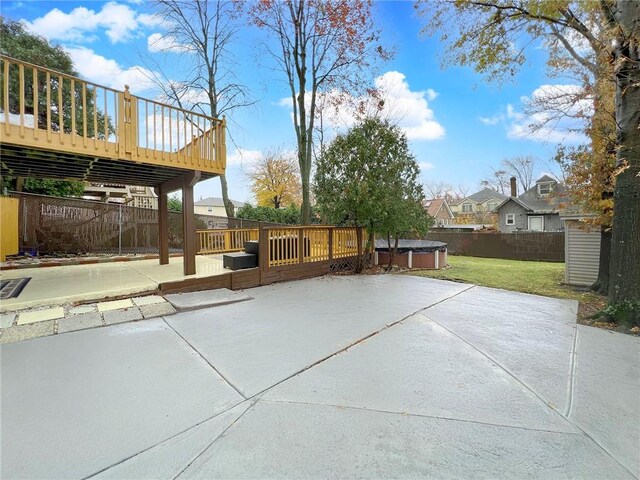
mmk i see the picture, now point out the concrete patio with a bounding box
[1,275,638,479]
[0,255,227,312]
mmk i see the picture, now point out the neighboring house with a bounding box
[494,175,567,233]
[449,188,508,215]
[83,183,158,209]
[561,212,601,287]
[194,197,247,218]
[424,198,454,226]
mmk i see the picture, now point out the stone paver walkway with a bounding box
[0,294,175,343]
[1,275,638,479]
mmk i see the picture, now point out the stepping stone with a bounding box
[58,312,103,334]
[17,307,65,325]
[165,289,252,312]
[103,307,142,325]
[97,299,134,312]
[0,320,55,344]
[0,312,16,328]
[139,302,176,319]
[132,295,166,307]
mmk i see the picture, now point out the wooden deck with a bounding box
[0,55,226,186]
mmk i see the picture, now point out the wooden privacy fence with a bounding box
[258,226,369,285]
[197,228,259,254]
[425,231,565,262]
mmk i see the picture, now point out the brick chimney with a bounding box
[510,176,517,197]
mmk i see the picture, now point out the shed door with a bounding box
[528,216,544,231]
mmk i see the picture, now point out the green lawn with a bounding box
[407,255,603,305]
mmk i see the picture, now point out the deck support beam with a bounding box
[157,170,202,275]
[155,186,169,265]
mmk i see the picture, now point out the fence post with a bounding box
[328,227,334,261]
[298,227,304,264]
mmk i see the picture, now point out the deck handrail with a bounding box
[0,54,226,174]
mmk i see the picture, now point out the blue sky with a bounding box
[2,0,584,202]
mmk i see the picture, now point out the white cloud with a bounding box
[418,161,435,171]
[480,84,590,144]
[425,89,438,101]
[23,2,155,44]
[278,71,445,142]
[64,46,156,92]
[227,148,263,166]
[147,33,193,53]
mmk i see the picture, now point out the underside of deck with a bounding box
[0,54,228,276]
[0,143,219,187]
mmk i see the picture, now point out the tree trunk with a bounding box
[219,174,235,217]
[608,0,640,308]
[590,227,611,295]
[385,235,399,272]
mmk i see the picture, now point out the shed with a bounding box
[562,214,601,287]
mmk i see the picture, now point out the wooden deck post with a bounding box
[258,227,269,285]
[298,228,304,265]
[182,179,196,276]
[328,227,334,261]
[155,186,169,265]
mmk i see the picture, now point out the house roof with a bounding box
[423,198,453,218]
[194,197,247,208]
[535,174,557,183]
[494,180,569,214]
[466,188,508,204]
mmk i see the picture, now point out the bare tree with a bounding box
[150,0,252,217]
[502,155,538,192]
[249,0,390,224]
[480,168,509,195]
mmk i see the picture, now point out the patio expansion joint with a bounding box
[161,317,248,400]
[420,312,637,480]
[258,399,582,437]
[171,398,260,480]
[242,284,480,401]
[82,397,258,480]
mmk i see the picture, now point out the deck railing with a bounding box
[197,228,259,254]
[260,226,365,268]
[0,55,225,174]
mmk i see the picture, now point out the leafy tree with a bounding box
[149,0,252,217]
[248,149,301,209]
[314,117,433,270]
[0,177,85,197]
[0,18,110,197]
[417,0,639,323]
[1,18,110,137]
[168,194,182,212]
[236,203,308,225]
[248,0,390,224]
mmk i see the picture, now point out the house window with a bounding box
[462,203,473,213]
[528,216,544,231]
[538,183,552,196]
[506,213,515,225]
[487,202,498,211]
[207,207,213,212]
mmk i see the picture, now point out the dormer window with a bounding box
[462,203,473,213]
[538,183,552,196]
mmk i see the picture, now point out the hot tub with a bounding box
[374,239,448,269]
